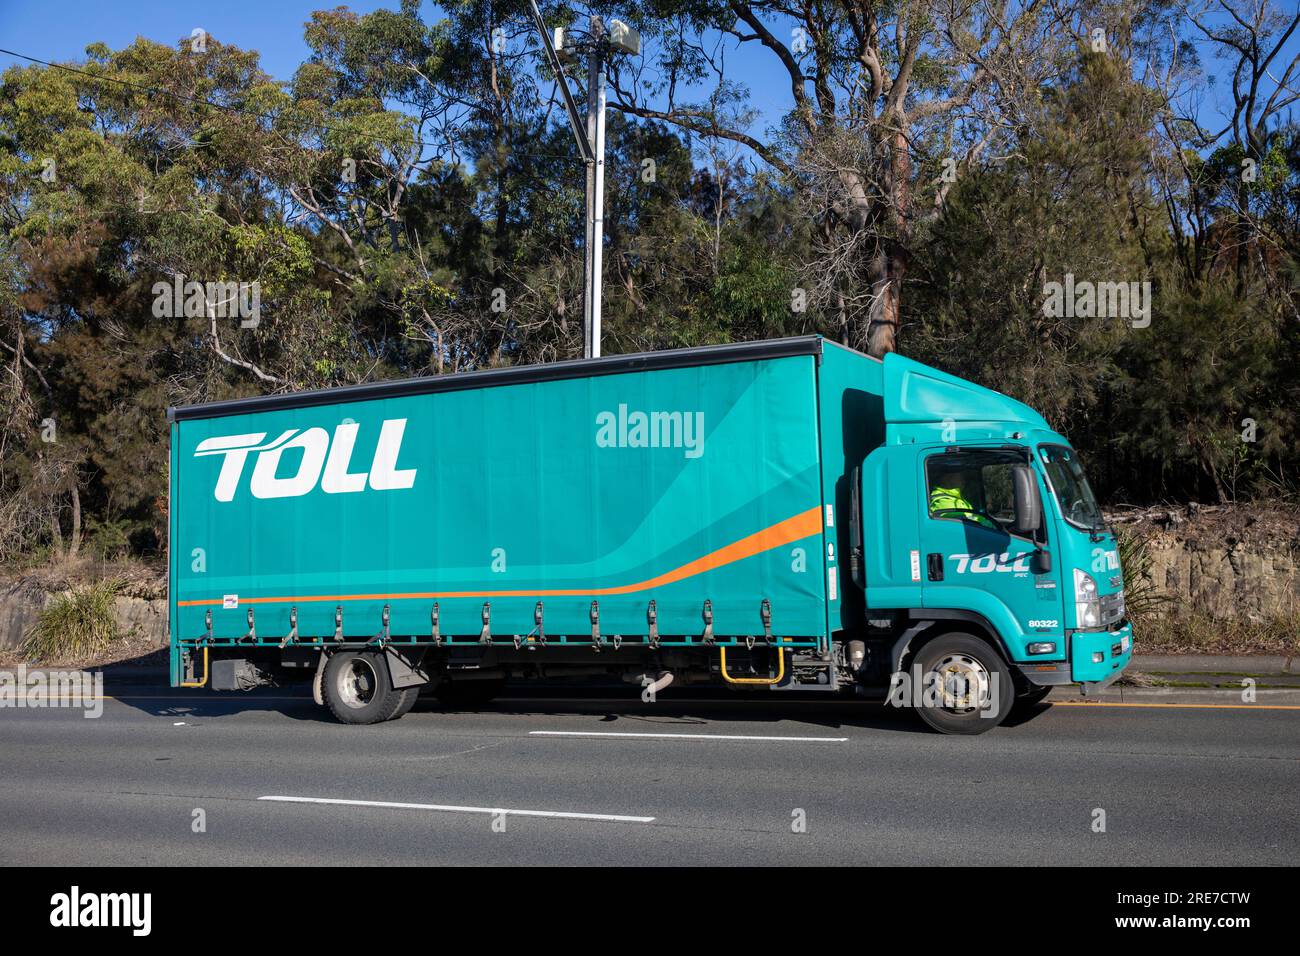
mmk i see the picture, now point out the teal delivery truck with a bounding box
[168,336,1132,733]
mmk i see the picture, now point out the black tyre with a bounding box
[321,651,405,724]
[910,633,1014,735]
[434,677,505,708]
[389,686,420,720]
[1014,684,1053,709]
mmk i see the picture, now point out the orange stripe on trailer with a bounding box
[176,505,824,608]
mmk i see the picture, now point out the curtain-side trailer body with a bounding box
[168,336,1133,733]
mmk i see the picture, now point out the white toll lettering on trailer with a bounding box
[366,419,419,490]
[193,418,417,501]
[320,422,369,493]
[250,427,330,498]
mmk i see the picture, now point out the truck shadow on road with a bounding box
[401,693,1053,734]
[101,674,1053,733]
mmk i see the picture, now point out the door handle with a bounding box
[927,553,944,581]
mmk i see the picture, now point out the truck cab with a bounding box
[848,352,1133,732]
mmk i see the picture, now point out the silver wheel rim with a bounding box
[338,658,378,709]
[932,653,991,714]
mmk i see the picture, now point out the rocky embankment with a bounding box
[0,564,167,652]
[1111,503,1299,621]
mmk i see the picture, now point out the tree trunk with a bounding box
[865,123,912,359]
[67,475,81,559]
[865,242,906,358]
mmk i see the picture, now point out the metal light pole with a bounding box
[583,18,607,358]
[528,3,638,360]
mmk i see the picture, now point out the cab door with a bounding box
[917,448,1064,656]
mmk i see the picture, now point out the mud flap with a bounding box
[384,646,432,690]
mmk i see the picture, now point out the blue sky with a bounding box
[0,0,400,81]
[1,1,1295,160]
[0,0,780,151]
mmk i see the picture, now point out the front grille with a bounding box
[1100,591,1126,626]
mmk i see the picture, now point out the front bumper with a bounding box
[1071,621,1133,694]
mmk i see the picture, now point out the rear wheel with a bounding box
[910,633,1014,735]
[322,651,405,724]
[389,686,420,719]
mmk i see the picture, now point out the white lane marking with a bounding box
[529,730,848,742]
[257,795,654,823]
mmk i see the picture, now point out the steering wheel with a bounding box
[933,507,1000,530]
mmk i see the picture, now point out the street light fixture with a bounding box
[529,4,639,359]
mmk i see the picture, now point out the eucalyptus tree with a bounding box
[584,0,1086,355]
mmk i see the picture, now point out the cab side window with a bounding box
[925,452,1031,536]
[926,456,985,519]
[979,462,1016,526]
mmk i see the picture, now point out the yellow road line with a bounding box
[1050,700,1300,711]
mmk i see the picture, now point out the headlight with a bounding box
[1074,569,1100,628]
[1074,568,1098,601]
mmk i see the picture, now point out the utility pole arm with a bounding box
[529,0,594,165]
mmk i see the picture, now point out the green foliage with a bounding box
[21,580,124,662]
[1,4,1299,570]
[85,517,133,561]
[705,242,797,341]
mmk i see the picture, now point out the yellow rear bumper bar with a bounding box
[719,646,785,685]
[181,645,209,688]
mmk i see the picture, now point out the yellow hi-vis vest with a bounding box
[929,486,973,512]
[929,487,998,529]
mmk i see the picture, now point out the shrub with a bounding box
[20,579,124,663]
[1116,527,1168,619]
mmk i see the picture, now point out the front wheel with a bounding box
[910,633,1014,735]
[1015,684,1053,708]
[321,651,408,724]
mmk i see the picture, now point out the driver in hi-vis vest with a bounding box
[929,467,999,530]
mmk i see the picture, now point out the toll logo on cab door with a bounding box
[950,552,1032,576]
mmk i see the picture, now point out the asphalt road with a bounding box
[1,684,1297,865]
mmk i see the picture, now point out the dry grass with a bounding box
[19,579,125,664]
[1131,606,1300,656]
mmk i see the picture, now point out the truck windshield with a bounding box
[1040,445,1104,531]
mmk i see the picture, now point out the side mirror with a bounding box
[1012,465,1042,536]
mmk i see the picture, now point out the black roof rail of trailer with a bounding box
[168,334,827,422]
